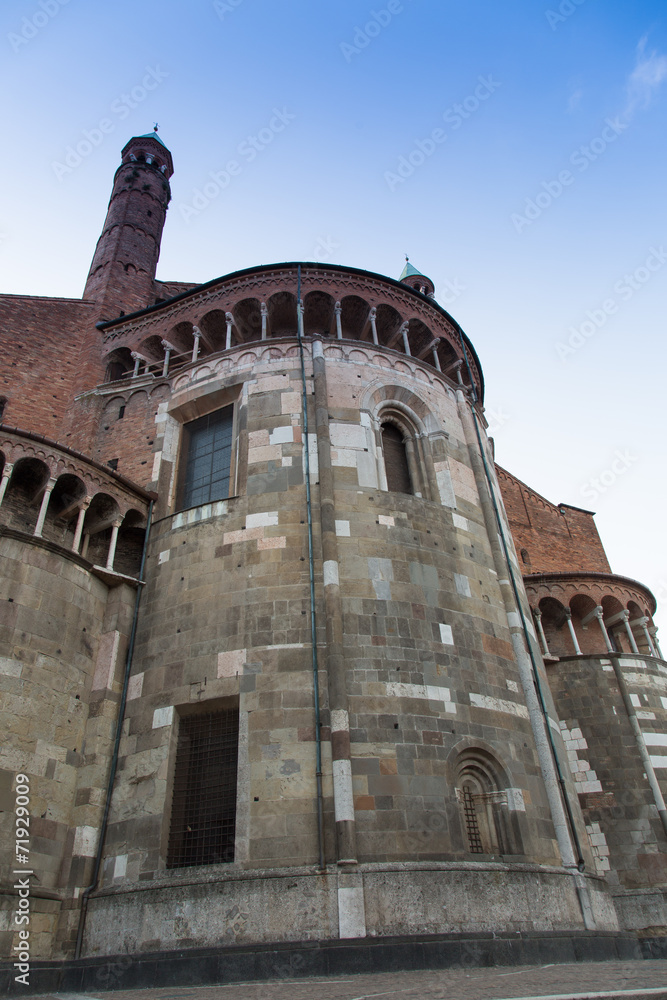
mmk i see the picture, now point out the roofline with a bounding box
[495,464,596,518]
[557,502,596,516]
[95,260,485,397]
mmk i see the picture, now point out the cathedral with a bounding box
[0,131,665,990]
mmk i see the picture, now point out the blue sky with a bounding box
[1,0,666,630]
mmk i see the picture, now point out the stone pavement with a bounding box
[22,959,667,1000]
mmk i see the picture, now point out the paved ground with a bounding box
[21,959,667,1000]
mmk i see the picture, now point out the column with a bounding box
[368,307,378,346]
[80,533,90,560]
[260,302,268,340]
[33,478,57,538]
[400,321,411,356]
[191,327,201,363]
[334,301,342,340]
[636,619,658,657]
[225,312,234,350]
[131,352,143,377]
[71,499,91,553]
[649,626,663,659]
[105,517,123,571]
[431,344,442,372]
[620,610,640,654]
[161,340,172,377]
[595,607,614,653]
[533,608,550,657]
[564,610,582,656]
[0,462,14,507]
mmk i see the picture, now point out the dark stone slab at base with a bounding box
[1,932,666,996]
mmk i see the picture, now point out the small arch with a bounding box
[303,291,335,336]
[1,457,51,533]
[103,348,134,383]
[267,292,297,337]
[165,321,196,357]
[340,295,370,339]
[233,298,263,342]
[627,600,653,654]
[405,317,434,358]
[602,595,627,652]
[538,596,570,657]
[114,509,147,577]
[138,335,166,363]
[374,303,403,347]
[40,473,87,546]
[199,309,228,353]
[81,492,121,566]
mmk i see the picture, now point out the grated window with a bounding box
[382,423,412,494]
[167,708,239,869]
[180,406,233,509]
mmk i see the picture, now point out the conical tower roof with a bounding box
[398,259,435,296]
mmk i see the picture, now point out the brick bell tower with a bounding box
[84,130,173,320]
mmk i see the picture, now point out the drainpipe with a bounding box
[296,267,325,872]
[311,336,358,867]
[455,391,595,929]
[75,501,153,959]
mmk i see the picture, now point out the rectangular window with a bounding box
[167,708,239,869]
[179,406,234,510]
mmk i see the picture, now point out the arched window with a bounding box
[520,548,531,568]
[455,749,522,857]
[0,397,6,422]
[381,423,412,494]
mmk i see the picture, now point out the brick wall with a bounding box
[497,465,611,575]
[0,295,98,441]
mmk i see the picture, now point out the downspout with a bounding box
[311,336,359,867]
[296,266,326,872]
[75,500,153,959]
[455,341,596,929]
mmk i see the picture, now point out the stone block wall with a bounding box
[0,531,137,958]
[547,653,667,929]
[78,339,614,955]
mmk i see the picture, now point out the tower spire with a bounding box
[398,258,435,297]
[83,133,174,319]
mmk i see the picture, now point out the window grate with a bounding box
[462,787,484,853]
[167,709,239,869]
[181,407,233,510]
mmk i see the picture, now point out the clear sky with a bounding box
[1,0,665,632]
